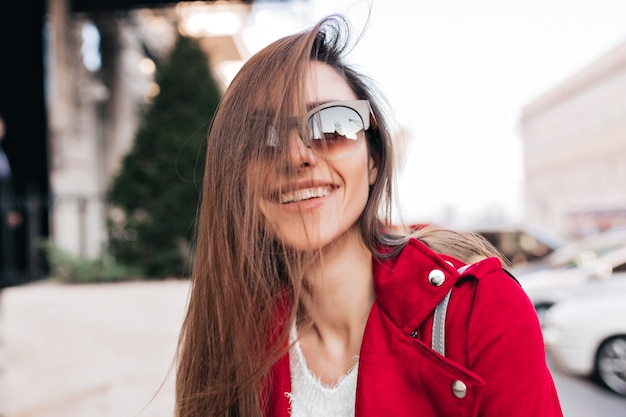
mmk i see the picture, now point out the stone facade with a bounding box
[520,42,626,237]
[45,0,250,258]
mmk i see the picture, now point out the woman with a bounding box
[175,15,563,417]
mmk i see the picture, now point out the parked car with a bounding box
[469,223,564,268]
[527,270,626,326]
[512,228,626,276]
[543,290,626,396]
[518,244,626,324]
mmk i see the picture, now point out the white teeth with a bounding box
[279,187,330,204]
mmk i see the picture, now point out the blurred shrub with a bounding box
[42,240,141,283]
[108,34,221,278]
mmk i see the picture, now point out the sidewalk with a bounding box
[0,279,190,417]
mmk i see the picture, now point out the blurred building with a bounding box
[520,41,626,238]
[45,0,252,261]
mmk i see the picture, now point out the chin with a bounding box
[277,233,330,252]
[275,223,357,253]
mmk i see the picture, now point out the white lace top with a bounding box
[287,326,359,417]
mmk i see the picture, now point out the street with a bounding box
[550,358,626,416]
[0,280,188,417]
[1,279,625,417]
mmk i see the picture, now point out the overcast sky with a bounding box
[243,0,626,227]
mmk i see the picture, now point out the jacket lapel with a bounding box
[372,238,462,335]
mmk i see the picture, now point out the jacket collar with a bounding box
[372,238,498,335]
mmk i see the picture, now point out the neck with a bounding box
[303,228,374,327]
[296,227,375,383]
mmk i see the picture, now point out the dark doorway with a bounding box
[0,1,49,287]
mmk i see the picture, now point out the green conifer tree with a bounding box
[108,35,220,278]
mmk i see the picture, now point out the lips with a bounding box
[279,186,332,204]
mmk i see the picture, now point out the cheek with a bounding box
[331,152,374,221]
[348,151,375,191]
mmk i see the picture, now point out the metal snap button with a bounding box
[452,380,467,398]
[428,269,445,286]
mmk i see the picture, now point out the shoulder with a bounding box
[460,260,544,365]
[463,261,529,313]
[449,256,533,327]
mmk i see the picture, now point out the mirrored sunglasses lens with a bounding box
[307,106,364,157]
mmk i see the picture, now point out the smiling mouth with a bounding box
[279,186,332,204]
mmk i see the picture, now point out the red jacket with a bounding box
[265,238,563,416]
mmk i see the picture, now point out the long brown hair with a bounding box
[175,15,506,417]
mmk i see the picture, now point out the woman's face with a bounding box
[257,61,377,251]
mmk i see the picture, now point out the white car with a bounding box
[543,290,626,396]
[516,241,626,322]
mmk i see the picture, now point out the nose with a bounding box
[286,129,317,168]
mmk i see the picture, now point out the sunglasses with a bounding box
[266,100,375,160]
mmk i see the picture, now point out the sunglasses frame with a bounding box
[266,99,376,160]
